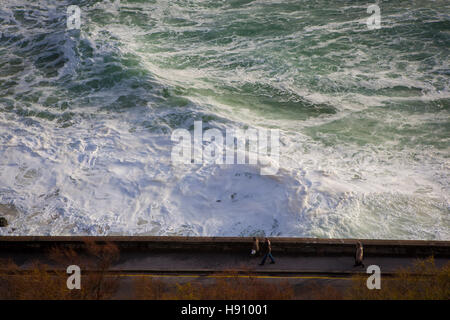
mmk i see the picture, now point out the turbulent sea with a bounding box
[0,0,449,238]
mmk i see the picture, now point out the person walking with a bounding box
[353,241,365,268]
[251,237,260,256]
[259,238,275,265]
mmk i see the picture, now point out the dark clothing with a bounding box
[259,239,274,265]
[354,261,365,268]
[260,253,275,265]
[261,239,271,254]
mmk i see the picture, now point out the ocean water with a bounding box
[0,0,448,239]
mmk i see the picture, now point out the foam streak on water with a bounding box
[0,0,449,239]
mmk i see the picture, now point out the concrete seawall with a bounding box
[1,236,449,257]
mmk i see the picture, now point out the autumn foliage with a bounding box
[0,241,120,300]
[1,251,448,300]
[134,270,295,300]
[347,257,450,300]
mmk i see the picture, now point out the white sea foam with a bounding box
[0,107,448,238]
[0,0,448,239]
